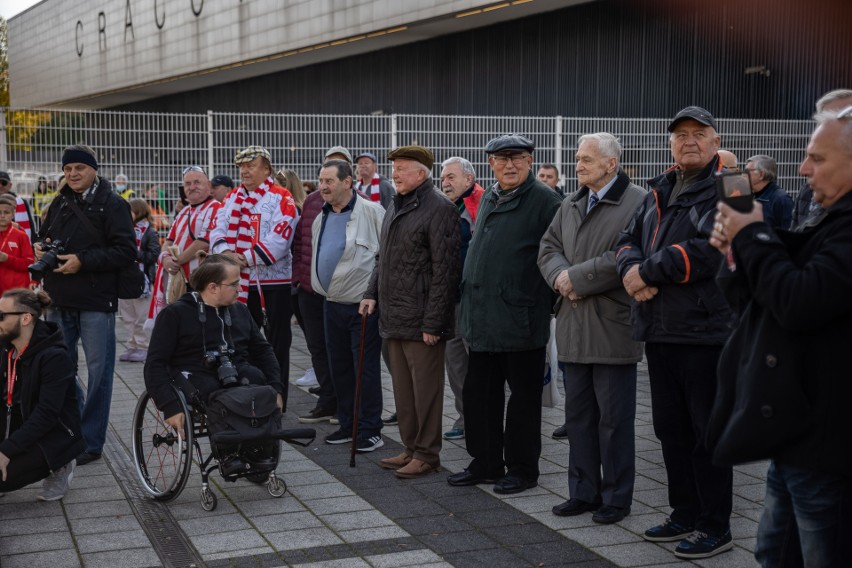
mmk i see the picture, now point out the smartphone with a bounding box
[715,171,754,213]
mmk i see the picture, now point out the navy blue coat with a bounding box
[615,157,735,345]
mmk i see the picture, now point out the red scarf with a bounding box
[224,176,272,300]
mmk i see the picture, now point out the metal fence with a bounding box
[1,108,814,223]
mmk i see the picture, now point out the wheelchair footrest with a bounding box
[276,428,316,447]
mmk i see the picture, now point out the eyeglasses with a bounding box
[490,153,530,166]
[218,280,241,289]
[0,181,9,186]
[838,106,852,119]
[182,165,206,176]
[0,311,29,321]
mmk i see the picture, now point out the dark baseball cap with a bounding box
[0,171,10,182]
[667,106,717,132]
[210,174,234,188]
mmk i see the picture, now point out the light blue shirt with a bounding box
[587,174,618,213]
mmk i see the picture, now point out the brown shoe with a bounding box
[379,452,412,470]
[394,458,441,479]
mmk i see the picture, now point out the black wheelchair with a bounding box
[132,384,315,511]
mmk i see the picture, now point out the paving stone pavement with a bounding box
[0,322,765,567]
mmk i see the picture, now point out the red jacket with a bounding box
[0,225,34,294]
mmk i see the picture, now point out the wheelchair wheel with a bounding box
[132,389,193,501]
[267,474,287,498]
[200,486,218,511]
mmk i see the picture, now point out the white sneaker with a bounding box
[38,460,75,501]
[295,368,318,386]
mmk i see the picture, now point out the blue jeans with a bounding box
[48,308,116,455]
[755,462,846,568]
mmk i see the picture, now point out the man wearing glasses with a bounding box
[449,134,561,494]
[0,171,35,241]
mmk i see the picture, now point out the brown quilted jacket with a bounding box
[364,180,460,341]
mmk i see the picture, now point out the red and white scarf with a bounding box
[357,173,382,203]
[224,176,273,301]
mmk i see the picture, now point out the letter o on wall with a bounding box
[76,20,84,56]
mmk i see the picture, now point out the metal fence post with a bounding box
[0,112,7,171]
[207,110,215,178]
[554,115,563,187]
[390,114,398,151]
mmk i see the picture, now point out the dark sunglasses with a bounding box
[0,311,29,321]
[0,180,9,186]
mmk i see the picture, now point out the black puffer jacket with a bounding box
[0,320,84,471]
[144,293,282,419]
[364,180,460,341]
[39,178,137,313]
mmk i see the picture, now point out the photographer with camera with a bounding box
[143,254,284,434]
[36,145,137,467]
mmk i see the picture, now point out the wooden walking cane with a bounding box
[350,311,369,467]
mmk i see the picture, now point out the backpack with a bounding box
[205,385,282,458]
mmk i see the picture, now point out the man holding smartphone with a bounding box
[615,107,736,560]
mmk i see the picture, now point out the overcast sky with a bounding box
[1,0,42,20]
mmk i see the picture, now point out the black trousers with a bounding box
[0,408,51,492]
[248,284,292,410]
[463,348,545,481]
[297,288,336,413]
[645,342,733,534]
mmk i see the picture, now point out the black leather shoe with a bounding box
[552,498,600,517]
[308,386,321,395]
[382,412,398,425]
[76,451,102,466]
[552,424,568,439]
[447,469,500,487]
[592,505,630,524]
[493,474,538,495]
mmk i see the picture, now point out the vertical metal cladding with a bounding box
[115,0,851,119]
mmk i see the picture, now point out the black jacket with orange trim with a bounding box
[615,156,735,345]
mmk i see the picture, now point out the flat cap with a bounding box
[325,146,353,163]
[484,134,535,154]
[388,145,434,170]
[667,106,717,132]
[211,174,235,188]
[354,152,378,163]
[234,145,272,165]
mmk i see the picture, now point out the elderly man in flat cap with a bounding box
[615,107,735,559]
[360,145,460,479]
[449,134,561,494]
[210,145,300,409]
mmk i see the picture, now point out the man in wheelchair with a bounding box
[144,254,285,477]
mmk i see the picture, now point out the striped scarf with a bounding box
[224,176,272,301]
[358,173,382,203]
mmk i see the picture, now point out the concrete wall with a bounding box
[8,0,574,108]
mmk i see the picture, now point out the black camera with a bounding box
[29,240,65,281]
[204,347,239,388]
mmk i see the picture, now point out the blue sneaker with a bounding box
[443,428,465,440]
[674,530,733,559]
